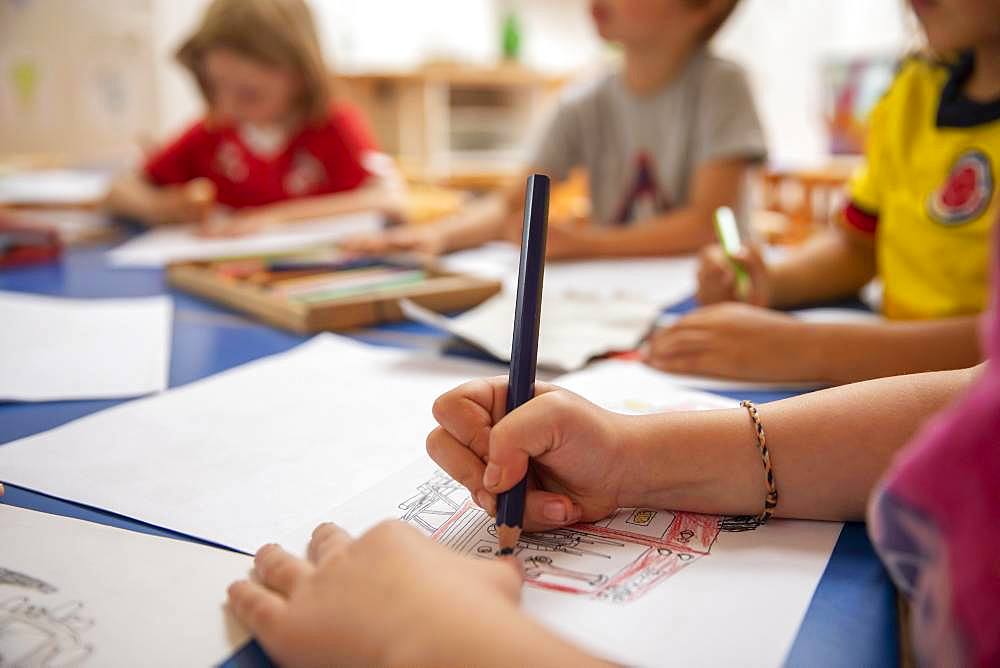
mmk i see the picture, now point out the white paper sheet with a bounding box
[553,357,738,413]
[304,460,840,667]
[0,505,250,667]
[0,170,113,206]
[0,291,172,401]
[401,291,660,372]
[280,361,840,667]
[0,335,503,553]
[650,307,886,392]
[106,213,384,267]
[440,242,698,306]
[281,360,843,666]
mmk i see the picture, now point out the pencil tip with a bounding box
[495,524,522,557]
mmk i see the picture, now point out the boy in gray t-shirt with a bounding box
[532,49,765,229]
[345,0,766,259]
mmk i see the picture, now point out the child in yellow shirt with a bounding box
[646,2,999,384]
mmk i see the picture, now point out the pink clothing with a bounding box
[868,220,1000,666]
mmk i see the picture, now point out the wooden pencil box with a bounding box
[167,256,502,334]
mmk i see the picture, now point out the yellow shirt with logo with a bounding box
[845,55,999,320]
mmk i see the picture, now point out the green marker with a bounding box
[714,206,750,300]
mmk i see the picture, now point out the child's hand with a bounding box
[228,521,528,667]
[643,302,821,381]
[696,243,770,306]
[152,178,216,225]
[339,225,447,256]
[427,377,627,531]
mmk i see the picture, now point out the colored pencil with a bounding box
[495,173,549,557]
[714,206,750,300]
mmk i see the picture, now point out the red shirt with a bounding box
[144,104,378,210]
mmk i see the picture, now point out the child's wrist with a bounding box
[617,409,763,516]
[617,413,699,509]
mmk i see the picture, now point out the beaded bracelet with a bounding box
[720,400,778,531]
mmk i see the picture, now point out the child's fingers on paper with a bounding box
[523,490,582,532]
[227,579,289,639]
[254,543,313,596]
[671,302,741,329]
[426,426,493,512]
[647,329,715,358]
[654,351,720,376]
[308,523,353,565]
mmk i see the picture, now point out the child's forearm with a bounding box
[805,317,983,384]
[620,364,979,521]
[252,176,407,223]
[768,227,877,308]
[432,192,510,253]
[562,158,752,258]
[577,206,718,257]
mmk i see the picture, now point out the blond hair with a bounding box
[176,0,331,123]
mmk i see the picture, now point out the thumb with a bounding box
[522,489,582,532]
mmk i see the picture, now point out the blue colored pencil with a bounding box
[495,173,549,556]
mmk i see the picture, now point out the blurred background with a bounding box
[0,0,917,240]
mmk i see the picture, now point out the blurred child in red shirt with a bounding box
[105,0,404,235]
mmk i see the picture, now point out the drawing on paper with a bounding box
[0,569,56,595]
[0,582,95,667]
[399,471,754,604]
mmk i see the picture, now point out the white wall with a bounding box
[714,0,914,166]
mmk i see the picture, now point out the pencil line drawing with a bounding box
[0,594,95,667]
[400,470,755,604]
[0,570,56,595]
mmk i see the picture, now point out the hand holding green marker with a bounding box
[714,206,750,301]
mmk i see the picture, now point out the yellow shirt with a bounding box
[846,54,999,320]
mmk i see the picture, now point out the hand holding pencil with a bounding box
[427,378,628,533]
[697,208,771,307]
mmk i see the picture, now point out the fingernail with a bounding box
[483,463,501,488]
[543,501,568,523]
[477,491,494,513]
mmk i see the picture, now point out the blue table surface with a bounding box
[0,245,897,667]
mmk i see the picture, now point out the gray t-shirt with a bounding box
[529,50,767,226]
